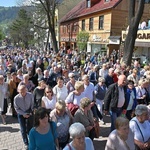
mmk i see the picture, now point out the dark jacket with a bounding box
[95,84,107,100]
[104,83,128,112]
[104,74,114,87]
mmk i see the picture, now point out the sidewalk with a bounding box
[0,114,111,150]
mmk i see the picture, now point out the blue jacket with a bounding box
[126,87,137,110]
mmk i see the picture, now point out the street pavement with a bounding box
[0,112,111,150]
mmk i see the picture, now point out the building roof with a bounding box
[60,0,122,23]
[59,0,85,24]
[78,0,122,17]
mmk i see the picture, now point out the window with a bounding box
[87,0,91,8]
[62,26,66,33]
[89,18,93,30]
[82,20,85,30]
[73,25,77,32]
[99,16,104,30]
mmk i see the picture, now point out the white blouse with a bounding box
[42,96,56,110]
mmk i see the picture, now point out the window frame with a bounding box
[89,17,94,31]
[99,15,104,30]
[82,19,85,31]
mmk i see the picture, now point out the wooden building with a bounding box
[59,0,150,55]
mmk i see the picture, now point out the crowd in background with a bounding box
[0,47,150,150]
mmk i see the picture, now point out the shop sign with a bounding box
[122,30,150,42]
[92,34,101,42]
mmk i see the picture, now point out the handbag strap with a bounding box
[67,144,72,150]
[132,120,145,142]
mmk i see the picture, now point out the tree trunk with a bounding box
[50,28,58,53]
[122,0,145,66]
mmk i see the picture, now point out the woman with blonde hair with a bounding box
[50,100,73,149]
[135,79,147,104]
[105,117,135,150]
[65,81,85,106]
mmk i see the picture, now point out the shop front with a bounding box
[122,30,150,63]
[87,34,108,56]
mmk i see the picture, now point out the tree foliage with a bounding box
[77,31,89,51]
[9,8,34,48]
[0,27,5,41]
[26,0,62,52]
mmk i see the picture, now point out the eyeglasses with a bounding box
[71,76,75,78]
[46,91,52,93]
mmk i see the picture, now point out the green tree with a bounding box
[123,0,150,66]
[9,8,34,48]
[0,27,4,40]
[24,0,61,52]
[77,31,89,51]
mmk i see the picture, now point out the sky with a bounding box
[0,0,17,7]
[0,0,32,7]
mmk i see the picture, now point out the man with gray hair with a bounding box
[104,74,127,131]
[104,68,114,87]
[14,85,34,149]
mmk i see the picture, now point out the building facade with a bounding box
[59,0,150,56]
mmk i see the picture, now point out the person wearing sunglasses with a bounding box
[41,85,56,114]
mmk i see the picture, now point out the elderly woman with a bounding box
[65,81,85,106]
[94,77,107,114]
[105,117,135,150]
[66,72,76,94]
[126,80,137,120]
[18,74,35,92]
[50,100,73,149]
[129,105,150,150]
[0,75,9,124]
[74,97,96,140]
[135,79,147,105]
[29,107,59,150]
[63,122,94,150]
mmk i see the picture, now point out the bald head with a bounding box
[118,75,127,86]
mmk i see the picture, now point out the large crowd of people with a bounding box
[0,47,150,150]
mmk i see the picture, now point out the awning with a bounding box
[108,36,121,45]
[108,36,121,39]
[135,42,150,47]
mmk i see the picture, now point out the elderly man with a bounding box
[14,85,34,149]
[104,75,127,131]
